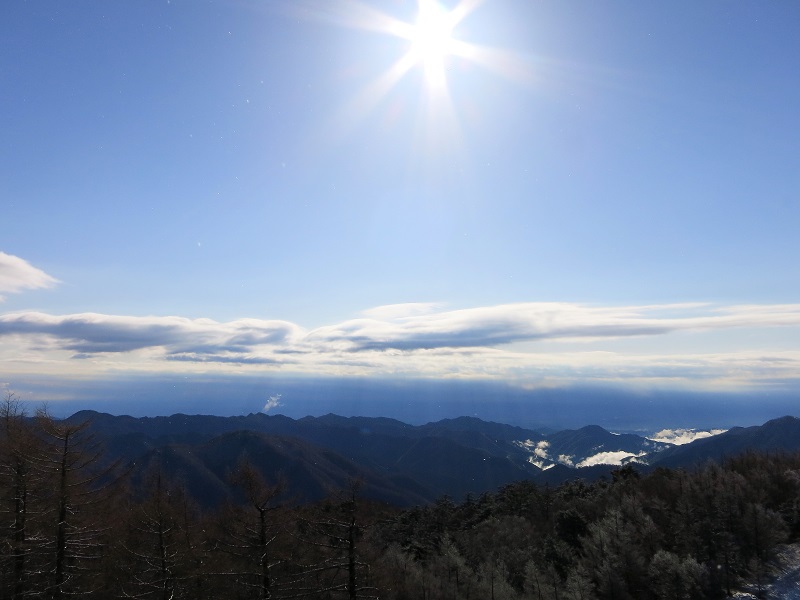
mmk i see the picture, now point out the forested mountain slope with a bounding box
[63,410,800,506]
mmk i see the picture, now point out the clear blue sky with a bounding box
[2,1,799,419]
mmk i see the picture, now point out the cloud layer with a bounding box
[2,301,800,389]
[0,253,59,300]
[308,302,800,351]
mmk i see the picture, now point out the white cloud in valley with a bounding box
[517,439,555,470]
[648,428,728,445]
[577,451,645,468]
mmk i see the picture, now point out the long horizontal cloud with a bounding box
[1,302,800,389]
[0,252,59,300]
[3,303,800,362]
[0,312,303,357]
[306,302,800,351]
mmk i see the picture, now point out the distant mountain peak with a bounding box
[764,415,800,427]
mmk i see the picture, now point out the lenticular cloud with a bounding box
[3,302,800,358]
[2,302,800,388]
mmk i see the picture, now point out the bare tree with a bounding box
[117,463,207,600]
[34,409,119,599]
[0,389,42,598]
[294,479,378,599]
[211,454,287,599]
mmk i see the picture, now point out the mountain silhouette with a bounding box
[63,410,800,506]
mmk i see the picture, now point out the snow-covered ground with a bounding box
[735,543,800,599]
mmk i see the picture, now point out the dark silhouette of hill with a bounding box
[63,410,800,506]
[528,462,619,486]
[647,415,800,468]
[130,430,431,507]
[547,425,670,460]
[418,416,546,441]
[69,410,548,505]
[389,436,534,500]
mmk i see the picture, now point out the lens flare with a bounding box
[409,1,456,86]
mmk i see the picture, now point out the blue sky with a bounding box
[2,1,799,421]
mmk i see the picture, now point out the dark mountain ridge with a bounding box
[129,430,430,507]
[647,415,800,468]
[546,425,670,463]
[64,410,800,507]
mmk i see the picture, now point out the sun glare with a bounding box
[311,0,532,148]
[408,0,456,85]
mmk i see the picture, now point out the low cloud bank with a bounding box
[577,451,644,468]
[648,428,727,445]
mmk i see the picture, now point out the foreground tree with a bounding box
[0,391,42,598]
[211,455,287,599]
[35,409,119,599]
[119,466,202,599]
[295,480,379,599]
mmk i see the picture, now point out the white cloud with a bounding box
[533,440,550,458]
[307,302,800,351]
[577,451,645,467]
[518,440,579,469]
[263,393,282,412]
[517,439,554,469]
[362,302,444,320]
[557,454,575,467]
[1,301,800,389]
[648,428,727,445]
[0,311,303,355]
[0,253,59,300]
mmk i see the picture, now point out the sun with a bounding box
[299,0,505,97]
[407,0,457,85]
[301,0,531,146]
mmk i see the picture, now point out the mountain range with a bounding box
[66,410,800,507]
